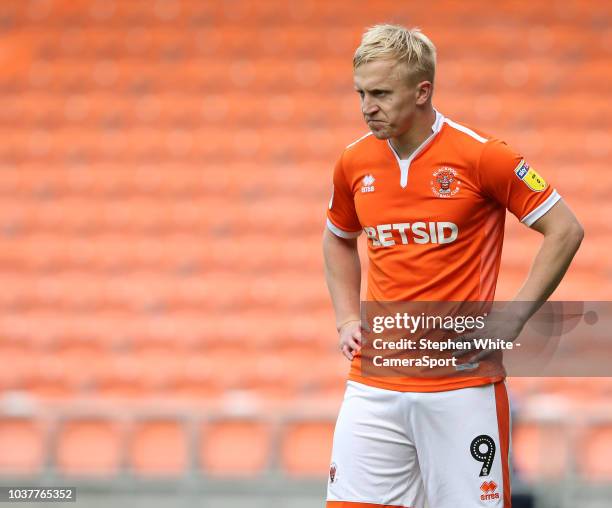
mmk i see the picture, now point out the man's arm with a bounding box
[513,199,584,321]
[455,199,583,362]
[323,227,362,360]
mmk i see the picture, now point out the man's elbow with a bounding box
[565,219,584,251]
[571,219,584,242]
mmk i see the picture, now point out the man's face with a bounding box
[353,59,419,140]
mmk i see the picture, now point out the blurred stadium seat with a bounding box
[512,421,569,480]
[281,420,335,476]
[56,418,123,476]
[0,417,46,474]
[128,419,189,476]
[578,424,612,481]
[201,419,272,476]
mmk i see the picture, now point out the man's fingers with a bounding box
[452,344,474,358]
[451,338,476,357]
[341,344,354,361]
[337,320,363,360]
[340,337,362,360]
[341,337,361,353]
[347,338,361,351]
[469,349,493,363]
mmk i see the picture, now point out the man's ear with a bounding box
[415,81,433,105]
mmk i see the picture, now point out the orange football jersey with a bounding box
[327,110,560,392]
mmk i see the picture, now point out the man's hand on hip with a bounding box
[338,320,362,361]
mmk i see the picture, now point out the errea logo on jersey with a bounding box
[361,174,375,193]
[364,222,458,247]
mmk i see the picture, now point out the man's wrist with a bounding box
[508,299,541,325]
[336,317,361,332]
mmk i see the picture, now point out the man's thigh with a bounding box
[326,381,426,508]
[412,382,511,508]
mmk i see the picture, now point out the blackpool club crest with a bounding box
[329,462,337,483]
[431,167,461,198]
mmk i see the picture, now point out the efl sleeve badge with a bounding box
[514,160,547,192]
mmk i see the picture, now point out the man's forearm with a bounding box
[513,223,584,321]
[323,229,361,328]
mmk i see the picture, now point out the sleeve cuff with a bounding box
[521,190,561,226]
[326,218,362,239]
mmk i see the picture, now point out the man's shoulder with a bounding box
[339,131,382,166]
[441,115,493,147]
[439,114,509,166]
[345,131,375,150]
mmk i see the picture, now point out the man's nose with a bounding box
[362,96,379,115]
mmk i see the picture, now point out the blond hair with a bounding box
[353,24,437,84]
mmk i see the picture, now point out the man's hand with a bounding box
[452,310,525,364]
[338,320,362,361]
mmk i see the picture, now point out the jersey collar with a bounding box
[386,110,445,188]
[386,109,445,162]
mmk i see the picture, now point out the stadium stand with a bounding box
[0,0,610,506]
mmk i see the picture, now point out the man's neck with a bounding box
[388,106,437,160]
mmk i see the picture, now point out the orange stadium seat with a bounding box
[164,373,223,401]
[128,419,189,476]
[247,379,301,401]
[198,273,329,312]
[0,417,46,474]
[578,424,612,480]
[83,0,151,23]
[56,418,123,476]
[0,343,39,387]
[505,378,542,400]
[94,378,152,400]
[536,378,601,398]
[301,353,348,399]
[52,343,114,389]
[512,421,568,480]
[552,272,608,301]
[242,351,309,393]
[205,347,255,391]
[564,60,612,93]
[129,346,189,388]
[19,372,79,401]
[19,93,63,126]
[281,420,335,476]
[201,419,271,475]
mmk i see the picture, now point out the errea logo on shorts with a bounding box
[364,222,459,247]
[480,481,500,501]
[361,174,375,193]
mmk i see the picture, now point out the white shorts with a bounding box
[326,381,511,508]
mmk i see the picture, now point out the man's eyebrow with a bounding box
[354,87,392,93]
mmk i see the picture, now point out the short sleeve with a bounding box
[478,139,561,227]
[326,153,362,238]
